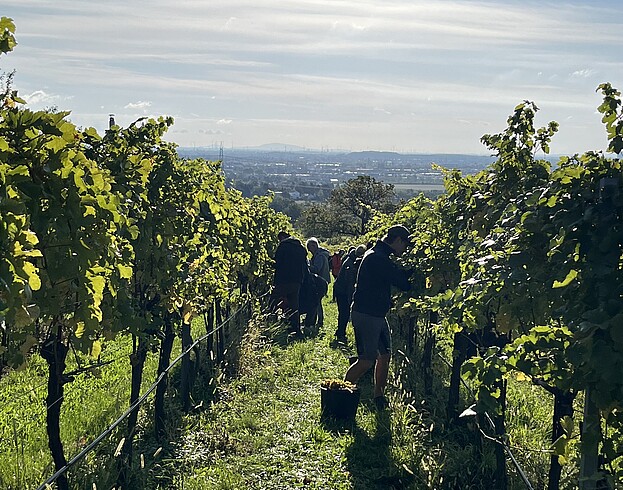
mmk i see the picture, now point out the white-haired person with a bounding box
[305,237,331,329]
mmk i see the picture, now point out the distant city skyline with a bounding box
[3,1,623,155]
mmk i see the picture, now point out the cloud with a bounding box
[124,101,152,110]
[217,119,232,125]
[22,90,60,105]
[222,16,237,31]
[199,129,225,135]
[374,107,392,115]
[571,69,596,78]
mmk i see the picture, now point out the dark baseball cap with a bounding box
[386,224,412,245]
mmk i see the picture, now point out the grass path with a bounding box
[158,295,432,489]
[0,288,560,488]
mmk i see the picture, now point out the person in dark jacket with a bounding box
[345,225,412,410]
[333,244,366,343]
[302,272,329,336]
[271,231,308,334]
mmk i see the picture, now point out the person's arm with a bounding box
[337,256,353,278]
[388,261,411,291]
[309,254,321,274]
[273,245,284,271]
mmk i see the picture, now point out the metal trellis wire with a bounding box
[37,297,251,490]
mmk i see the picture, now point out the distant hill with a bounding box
[254,143,307,152]
[176,146,499,171]
[333,151,496,168]
[344,150,401,159]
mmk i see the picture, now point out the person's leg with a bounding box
[304,305,317,331]
[373,353,391,398]
[346,310,382,384]
[335,294,349,338]
[317,301,324,327]
[373,318,392,403]
[284,283,301,332]
[345,358,374,383]
[288,309,301,332]
[270,283,285,312]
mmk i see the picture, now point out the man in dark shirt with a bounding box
[345,225,412,410]
[271,231,308,334]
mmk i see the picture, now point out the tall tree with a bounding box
[330,176,396,235]
[298,202,340,238]
[270,194,302,221]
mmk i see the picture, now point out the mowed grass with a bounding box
[152,296,499,489]
[158,298,436,490]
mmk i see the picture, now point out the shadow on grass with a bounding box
[329,337,355,356]
[122,312,318,487]
[342,410,415,490]
[261,312,320,347]
[111,312,259,489]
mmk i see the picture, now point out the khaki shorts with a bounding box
[351,310,391,361]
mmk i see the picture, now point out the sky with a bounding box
[2,0,623,155]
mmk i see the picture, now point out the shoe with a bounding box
[335,334,347,344]
[374,395,388,411]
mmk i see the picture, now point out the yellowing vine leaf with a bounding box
[117,263,133,279]
[90,340,102,358]
[552,269,578,288]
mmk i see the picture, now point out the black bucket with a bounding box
[320,386,360,421]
